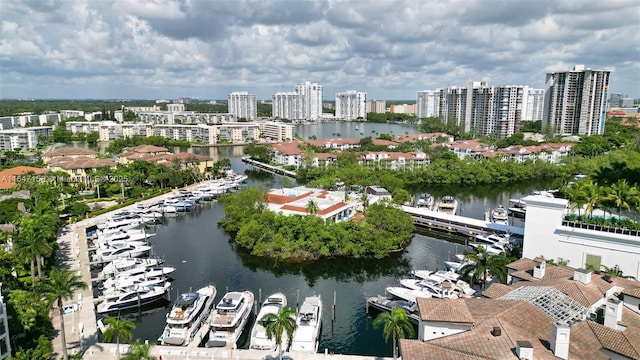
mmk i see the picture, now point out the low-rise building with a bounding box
[358,151,430,170]
[265,186,357,222]
[42,148,97,163]
[0,126,53,151]
[521,195,640,279]
[0,166,47,190]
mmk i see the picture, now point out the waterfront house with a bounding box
[307,138,361,150]
[265,186,358,222]
[521,195,640,279]
[47,156,116,180]
[357,151,430,170]
[42,147,97,163]
[118,145,170,165]
[269,141,305,168]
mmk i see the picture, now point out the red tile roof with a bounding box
[417,298,474,323]
[48,156,115,170]
[0,166,47,189]
[42,147,97,157]
[122,145,168,153]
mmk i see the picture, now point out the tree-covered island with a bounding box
[218,187,415,260]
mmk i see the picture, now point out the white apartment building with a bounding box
[60,110,85,119]
[295,81,323,121]
[0,114,60,129]
[272,92,299,120]
[0,126,53,151]
[543,65,611,136]
[0,285,11,360]
[366,100,387,114]
[522,87,544,121]
[228,91,257,120]
[335,90,367,120]
[260,121,294,142]
[417,90,440,118]
[467,83,524,137]
[167,103,185,112]
[136,111,235,125]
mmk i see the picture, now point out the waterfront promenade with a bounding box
[51,190,393,360]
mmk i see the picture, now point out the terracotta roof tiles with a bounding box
[417,298,474,323]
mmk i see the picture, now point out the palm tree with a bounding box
[461,246,494,289]
[306,200,319,215]
[564,182,587,217]
[15,215,52,286]
[102,317,136,359]
[601,264,637,280]
[121,339,157,360]
[583,181,604,218]
[608,179,632,217]
[258,306,297,360]
[372,307,415,360]
[360,192,370,210]
[38,267,87,360]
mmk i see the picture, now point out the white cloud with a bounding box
[0,0,638,99]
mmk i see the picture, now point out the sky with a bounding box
[1,0,639,101]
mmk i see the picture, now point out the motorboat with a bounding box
[206,290,254,348]
[491,205,509,225]
[469,242,508,255]
[101,257,163,277]
[415,193,434,209]
[96,282,171,314]
[436,196,458,215]
[385,286,432,303]
[443,260,475,273]
[474,233,511,246]
[101,265,176,286]
[159,285,217,346]
[290,295,322,353]
[399,278,459,299]
[97,229,154,244]
[366,295,420,325]
[97,213,144,230]
[249,292,288,351]
[91,243,152,262]
[100,276,169,296]
[411,269,461,283]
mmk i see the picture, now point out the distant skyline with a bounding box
[1,0,639,100]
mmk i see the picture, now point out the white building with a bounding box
[272,92,299,120]
[335,90,367,120]
[167,103,185,112]
[521,195,640,279]
[0,126,53,151]
[366,100,387,114]
[0,285,11,360]
[228,91,257,120]
[260,121,294,142]
[522,87,545,121]
[417,90,440,118]
[543,65,611,136]
[295,81,323,121]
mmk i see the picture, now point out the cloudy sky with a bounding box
[1,0,639,100]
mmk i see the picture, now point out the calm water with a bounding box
[85,123,552,355]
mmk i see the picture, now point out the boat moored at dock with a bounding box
[206,290,254,348]
[158,285,217,346]
[249,292,288,351]
[290,295,323,353]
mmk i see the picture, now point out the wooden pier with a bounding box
[401,205,524,238]
[241,157,297,178]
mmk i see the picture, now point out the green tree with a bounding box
[306,200,319,215]
[258,306,298,360]
[584,181,604,218]
[460,246,511,289]
[86,131,100,145]
[38,267,87,360]
[10,335,53,360]
[14,215,52,286]
[121,339,157,360]
[607,179,633,217]
[102,317,136,359]
[372,307,415,360]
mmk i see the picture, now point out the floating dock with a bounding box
[401,205,524,238]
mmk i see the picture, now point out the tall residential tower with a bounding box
[543,65,611,136]
[228,91,257,120]
[335,90,367,120]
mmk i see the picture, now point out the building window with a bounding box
[585,254,601,272]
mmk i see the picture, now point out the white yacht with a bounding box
[436,196,458,215]
[101,257,163,277]
[101,265,176,287]
[96,282,171,314]
[206,290,254,348]
[249,292,287,351]
[290,295,322,353]
[91,243,152,262]
[385,286,431,303]
[399,278,459,299]
[159,285,217,346]
[97,229,154,244]
[491,205,509,225]
[415,193,434,209]
[100,276,169,297]
[97,214,144,230]
[411,269,460,283]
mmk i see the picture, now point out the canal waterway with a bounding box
[77,122,554,355]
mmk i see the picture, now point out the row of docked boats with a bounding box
[414,194,459,215]
[367,268,476,324]
[155,287,322,353]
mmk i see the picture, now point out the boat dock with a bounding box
[401,205,524,238]
[241,157,297,178]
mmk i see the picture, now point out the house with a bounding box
[269,141,305,168]
[41,148,97,163]
[47,156,116,179]
[0,166,47,189]
[118,145,170,165]
[265,186,357,222]
[357,151,430,170]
